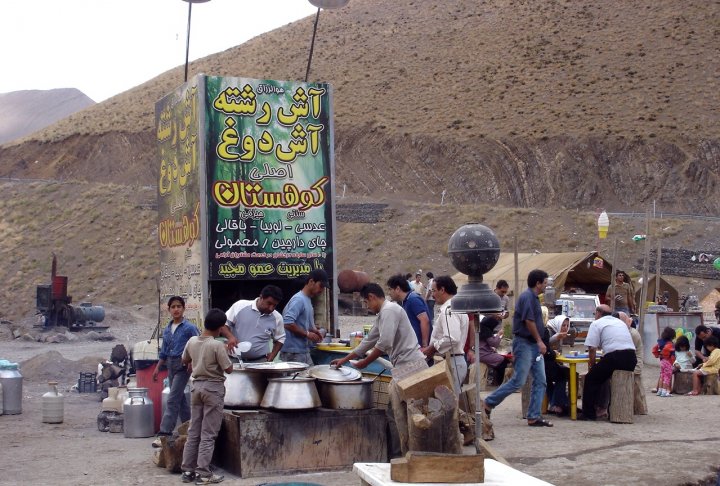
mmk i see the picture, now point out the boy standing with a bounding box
[180,309,233,484]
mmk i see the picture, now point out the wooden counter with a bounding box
[215,407,387,478]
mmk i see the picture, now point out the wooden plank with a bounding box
[391,451,484,483]
[396,360,453,402]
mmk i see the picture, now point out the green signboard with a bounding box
[204,76,335,281]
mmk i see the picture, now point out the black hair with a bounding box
[675,335,690,351]
[387,274,411,292]
[306,269,328,286]
[426,271,434,279]
[404,273,413,281]
[695,324,710,335]
[260,285,283,301]
[168,296,185,307]
[704,335,719,349]
[360,283,384,299]
[204,308,227,330]
[496,279,509,289]
[660,326,675,342]
[434,275,458,295]
[527,269,549,288]
[479,315,500,340]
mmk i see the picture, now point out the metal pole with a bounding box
[473,312,482,453]
[638,209,651,335]
[184,1,193,82]
[305,7,321,82]
[610,239,618,312]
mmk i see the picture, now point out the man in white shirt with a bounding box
[580,304,637,420]
[422,275,469,394]
[225,285,286,363]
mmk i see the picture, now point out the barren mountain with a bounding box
[0,0,718,213]
[1,0,719,322]
[0,88,95,145]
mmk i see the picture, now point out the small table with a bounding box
[555,353,600,420]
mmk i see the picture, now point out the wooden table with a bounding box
[555,353,599,420]
[354,460,554,486]
[216,408,387,478]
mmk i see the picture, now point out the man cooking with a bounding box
[225,285,285,363]
[331,283,427,457]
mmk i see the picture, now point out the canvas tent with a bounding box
[452,251,613,302]
[634,276,679,312]
[699,288,720,326]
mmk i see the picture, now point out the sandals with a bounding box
[686,391,699,396]
[528,418,554,427]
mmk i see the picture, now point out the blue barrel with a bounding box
[74,303,105,323]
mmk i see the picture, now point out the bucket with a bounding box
[42,381,64,424]
[123,388,155,438]
[0,362,23,415]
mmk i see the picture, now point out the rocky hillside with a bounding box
[0,0,718,213]
[0,89,95,144]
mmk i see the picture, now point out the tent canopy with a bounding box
[452,251,613,296]
[634,276,679,311]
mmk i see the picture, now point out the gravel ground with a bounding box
[2,314,720,485]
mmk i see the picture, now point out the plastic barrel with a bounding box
[51,276,68,300]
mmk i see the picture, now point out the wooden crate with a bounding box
[215,408,387,478]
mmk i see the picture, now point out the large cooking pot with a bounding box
[316,378,374,410]
[224,364,269,408]
[260,376,321,410]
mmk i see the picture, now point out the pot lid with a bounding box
[242,361,309,373]
[309,364,362,382]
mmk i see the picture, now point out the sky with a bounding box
[0,0,318,102]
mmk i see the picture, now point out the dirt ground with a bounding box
[1,315,719,486]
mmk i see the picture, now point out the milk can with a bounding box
[42,381,64,424]
[123,387,154,438]
[0,362,23,415]
[161,380,192,420]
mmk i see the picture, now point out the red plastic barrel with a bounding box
[135,364,167,433]
[51,276,68,300]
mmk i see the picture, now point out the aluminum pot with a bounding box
[260,376,321,410]
[316,378,374,410]
[224,365,269,408]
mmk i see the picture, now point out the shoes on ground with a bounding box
[181,472,196,483]
[195,474,224,484]
[661,391,673,397]
[151,438,163,448]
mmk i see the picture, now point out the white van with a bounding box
[556,293,601,340]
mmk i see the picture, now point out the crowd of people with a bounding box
[151,267,720,480]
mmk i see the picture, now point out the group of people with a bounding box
[149,266,720,479]
[479,270,644,424]
[152,269,330,484]
[652,324,720,396]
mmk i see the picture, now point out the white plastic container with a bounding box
[42,381,64,424]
